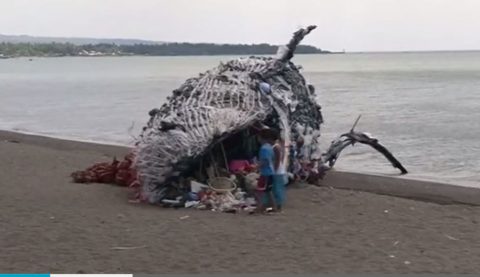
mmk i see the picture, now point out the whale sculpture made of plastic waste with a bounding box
[133,25,407,203]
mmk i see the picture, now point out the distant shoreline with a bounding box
[5,50,480,59]
[0,52,336,59]
[0,52,338,59]
[0,41,332,58]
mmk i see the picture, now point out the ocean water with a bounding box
[1,53,479,186]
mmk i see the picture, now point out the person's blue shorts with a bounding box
[263,174,287,206]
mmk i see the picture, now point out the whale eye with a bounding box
[259,82,271,94]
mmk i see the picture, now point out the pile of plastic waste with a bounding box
[71,153,136,186]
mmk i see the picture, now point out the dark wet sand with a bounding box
[1,130,480,273]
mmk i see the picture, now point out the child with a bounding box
[273,135,287,211]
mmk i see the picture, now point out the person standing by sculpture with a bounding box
[255,128,277,212]
[273,134,287,211]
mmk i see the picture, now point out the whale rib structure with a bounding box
[134,25,406,203]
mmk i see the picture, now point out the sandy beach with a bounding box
[1,130,480,273]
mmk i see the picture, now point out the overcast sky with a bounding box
[2,0,480,52]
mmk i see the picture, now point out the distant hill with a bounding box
[0,34,162,45]
[0,34,331,57]
[0,42,329,57]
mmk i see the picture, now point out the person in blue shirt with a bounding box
[256,128,277,212]
[259,137,275,177]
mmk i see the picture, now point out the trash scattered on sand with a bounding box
[185,201,200,208]
[444,234,460,241]
[179,215,190,220]
[111,245,147,250]
[404,260,411,265]
[393,240,400,246]
[128,199,141,204]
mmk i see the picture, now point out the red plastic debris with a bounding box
[71,153,137,187]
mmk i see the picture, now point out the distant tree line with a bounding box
[0,42,330,57]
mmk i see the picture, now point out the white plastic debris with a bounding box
[190,180,208,193]
[245,197,256,206]
[234,189,246,200]
[111,245,146,250]
[245,172,260,190]
[444,234,460,241]
[185,201,200,208]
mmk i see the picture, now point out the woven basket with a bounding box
[208,177,237,193]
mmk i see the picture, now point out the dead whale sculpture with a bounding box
[132,25,407,204]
